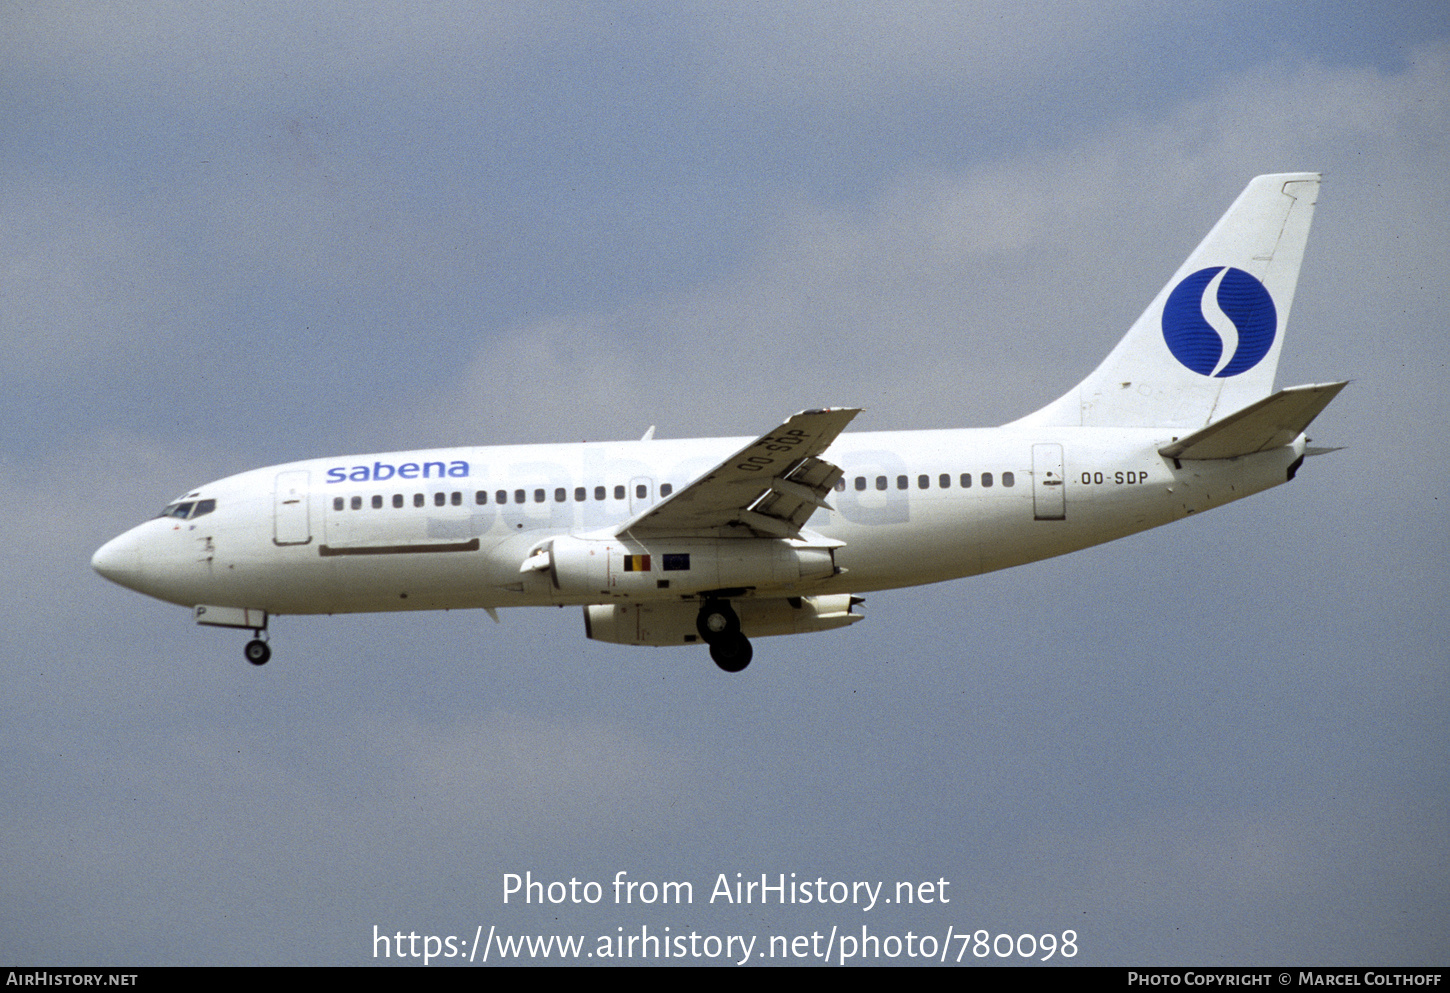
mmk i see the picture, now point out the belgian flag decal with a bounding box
[622,554,651,572]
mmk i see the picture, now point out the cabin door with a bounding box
[273,470,312,545]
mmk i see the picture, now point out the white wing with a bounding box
[615,408,860,539]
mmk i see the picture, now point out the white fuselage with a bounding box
[92,425,1304,617]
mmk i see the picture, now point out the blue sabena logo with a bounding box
[1161,267,1277,377]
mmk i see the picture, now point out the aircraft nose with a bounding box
[92,529,145,591]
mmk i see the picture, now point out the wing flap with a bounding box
[618,408,859,538]
[1159,382,1347,460]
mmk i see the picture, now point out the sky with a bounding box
[3,0,1448,967]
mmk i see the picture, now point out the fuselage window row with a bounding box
[329,480,678,512]
[327,471,1023,513]
[840,471,1016,493]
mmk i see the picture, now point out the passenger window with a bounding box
[555,488,566,503]
[393,494,404,509]
[660,483,673,497]
[918,474,930,489]
[855,477,866,491]
[982,472,993,488]
[575,487,586,502]
[450,492,460,506]
[496,490,507,505]
[896,475,908,490]
[534,488,545,503]
[594,486,606,501]
[514,489,526,504]
[415,493,425,507]
[351,496,362,510]
[939,473,950,489]
[333,497,344,511]
[434,492,446,507]
[960,473,972,488]
[876,476,887,491]
[372,495,383,509]
[1003,471,1015,487]
[476,491,487,505]
[835,479,846,492]
[635,484,647,499]
[614,485,625,500]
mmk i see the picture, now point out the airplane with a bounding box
[92,172,1345,673]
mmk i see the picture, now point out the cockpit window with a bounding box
[158,499,216,520]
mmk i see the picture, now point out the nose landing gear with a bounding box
[697,599,753,673]
[244,635,271,666]
[193,606,273,667]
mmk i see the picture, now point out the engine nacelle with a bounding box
[584,594,864,647]
[542,535,838,599]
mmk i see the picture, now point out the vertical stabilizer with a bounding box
[1012,173,1319,429]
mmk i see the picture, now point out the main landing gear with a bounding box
[697,599,753,673]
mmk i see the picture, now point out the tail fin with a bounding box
[1013,173,1320,430]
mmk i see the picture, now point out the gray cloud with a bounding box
[3,4,1446,966]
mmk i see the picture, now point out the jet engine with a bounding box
[527,535,840,599]
[584,594,864,647]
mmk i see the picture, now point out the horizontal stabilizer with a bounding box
[1158,382,1347,460]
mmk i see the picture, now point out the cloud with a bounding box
[6,5,1448,965]
[4,2,577,104]
[690,0,1168,111]
[358,710,700,843]
[403,40,1448,451]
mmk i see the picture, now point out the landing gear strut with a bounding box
[697,599,752,672]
